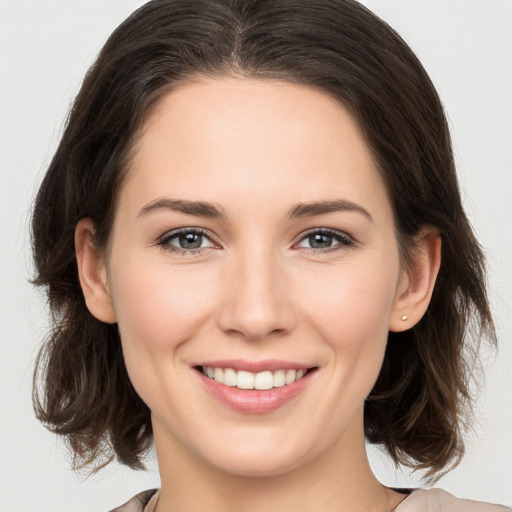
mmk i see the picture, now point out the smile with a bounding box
[201,366,308,390]
[196,361,316,413]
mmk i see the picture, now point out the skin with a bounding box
[76,77,441,512]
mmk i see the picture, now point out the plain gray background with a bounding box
[1,1,511,510]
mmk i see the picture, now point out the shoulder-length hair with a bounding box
[32,0,495,480]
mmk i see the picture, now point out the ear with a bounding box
[389,226,441,332]
[75,218,117,324]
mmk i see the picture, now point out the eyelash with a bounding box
[156,227,216,256]
[296,228,355,254]
[155,227,355,256]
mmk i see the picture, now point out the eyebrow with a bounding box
[287,199,373,222]
[137,197,372,222]
[137,198,226,219]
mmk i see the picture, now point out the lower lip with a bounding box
[196,369,314,414]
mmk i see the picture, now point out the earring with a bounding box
[401,315,408,321]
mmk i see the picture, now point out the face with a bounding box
[100,77,410,476]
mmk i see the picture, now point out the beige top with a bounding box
[142,491,159,512]
[111,488,511,511]
[394,489,510,512]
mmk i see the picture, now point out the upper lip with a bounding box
[195,359,314,373]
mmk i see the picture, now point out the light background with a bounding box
[0,1,510,510]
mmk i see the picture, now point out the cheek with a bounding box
[302,261,398,390]
[304,261,397,339]
[108,255,220,400]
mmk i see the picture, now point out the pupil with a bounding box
[309,233,332,249]
[179,233,202,249]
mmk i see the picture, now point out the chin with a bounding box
[196,431,316,478]
[209,452,307,478]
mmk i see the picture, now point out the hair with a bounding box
[32,0,495,480]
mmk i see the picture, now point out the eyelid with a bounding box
[293,228,355,251]
[154,226,355,255]
[156,227,219,253]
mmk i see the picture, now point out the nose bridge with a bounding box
[217,240,295,341]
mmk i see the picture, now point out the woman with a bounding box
[30,1,510,511]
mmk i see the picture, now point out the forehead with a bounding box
[121,77,390,219]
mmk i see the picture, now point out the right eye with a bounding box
[157,228,217,254]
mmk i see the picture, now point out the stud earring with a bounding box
[401,315,408,321]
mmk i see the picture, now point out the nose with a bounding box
[216,246,296,342]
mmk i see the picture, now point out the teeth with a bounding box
[285,369,296,385]
[213,367,223,382]
[273,369,286,388]
[223,368,237,387]
[254,371,273,390]
[201,366,309,390]
[237,370,254,389]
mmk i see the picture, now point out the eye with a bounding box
[295,229,353,251]
[157,228,216,254]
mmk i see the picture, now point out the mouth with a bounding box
[200,366,309,390]
[194,361,317,414]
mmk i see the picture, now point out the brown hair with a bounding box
[32,0,495,480]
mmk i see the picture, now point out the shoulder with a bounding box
[396,489,511,512]
[108,489,159,512]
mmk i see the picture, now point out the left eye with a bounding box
[296,230,352,250]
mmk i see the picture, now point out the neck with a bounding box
[152,411,403,512]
